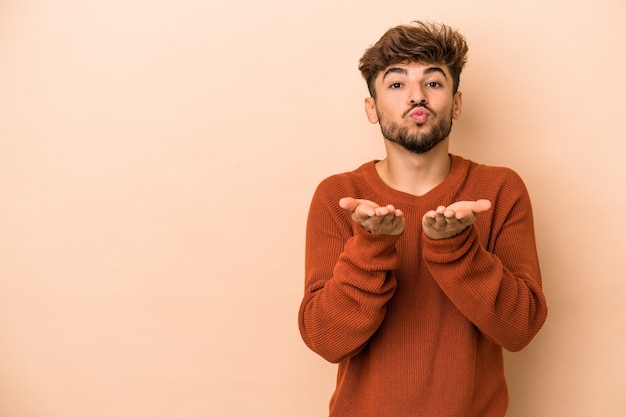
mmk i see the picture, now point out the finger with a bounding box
[423,210,437,224]
[375,213,394,226]
[339,197,357,212]
[434,212,447,226]
[356,199,386,216]
[443,207,457,219]
[374,204,396,216]
[452,208,473,220]
[473,199,492,213]
[373,206,388,217]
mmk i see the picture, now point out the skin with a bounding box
[340,62,491,239]
[339,197,405,236]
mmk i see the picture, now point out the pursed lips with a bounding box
[405,106,432,122]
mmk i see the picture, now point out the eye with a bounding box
[426,81,441,88]
[389,82,403,89]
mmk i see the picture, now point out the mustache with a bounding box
[402,101,434,118]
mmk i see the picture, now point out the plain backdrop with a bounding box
[1,1,625,416]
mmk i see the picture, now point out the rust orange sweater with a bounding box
[298,155,548,417]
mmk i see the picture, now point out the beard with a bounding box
[378,106,454,154]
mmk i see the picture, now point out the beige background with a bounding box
[1,0,625,416]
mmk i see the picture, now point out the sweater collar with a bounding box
[360,154,470,206]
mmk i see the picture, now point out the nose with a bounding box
[408,85,427,106]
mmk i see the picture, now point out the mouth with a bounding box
[408,108,429,123]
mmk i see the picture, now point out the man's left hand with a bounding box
[422,199,492,240]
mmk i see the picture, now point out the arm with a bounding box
[298,189,403,363]
[422,177,547,352]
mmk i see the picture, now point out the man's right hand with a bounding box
[339,197,405,236]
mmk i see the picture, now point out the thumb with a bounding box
[339,197,358,212]
[474,199,492,213]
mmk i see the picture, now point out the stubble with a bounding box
[379,106,454,154]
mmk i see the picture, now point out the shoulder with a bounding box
[449,155,533,219]
[453,155,528,193]
[313,161,376,201]
[452,157,536,239]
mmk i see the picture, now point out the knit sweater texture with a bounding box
[298,154,548,417]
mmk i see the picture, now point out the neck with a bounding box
[375,139,451,196]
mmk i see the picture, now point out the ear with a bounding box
[364,97,379,124]
[452,91,463,119]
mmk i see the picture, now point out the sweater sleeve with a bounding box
[423,171,548,352]
[298,180,400,363]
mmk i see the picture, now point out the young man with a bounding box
[298,21,548,416]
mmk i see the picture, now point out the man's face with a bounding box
[365,62,462,154]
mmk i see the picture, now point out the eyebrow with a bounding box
[382,66,448,81]
[382,67,408,80]
[424,67,448,79]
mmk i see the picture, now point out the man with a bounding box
[298,21,548,416]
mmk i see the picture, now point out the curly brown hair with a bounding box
[358,21,468,98]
